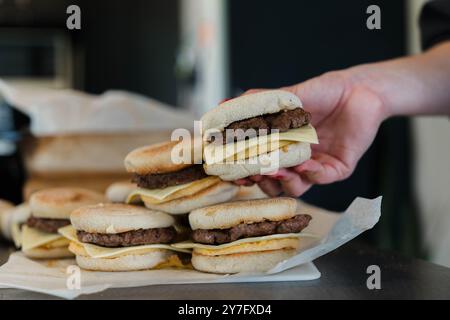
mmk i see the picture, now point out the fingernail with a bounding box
[304,171,318,180]
[219,97,232,104]
[295,167,306,173]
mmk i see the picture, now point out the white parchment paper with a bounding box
[0,197,381,299]
[0,80,195,136]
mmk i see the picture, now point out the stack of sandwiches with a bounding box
[5,90,316,274]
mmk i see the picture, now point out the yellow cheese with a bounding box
[154,255,192,270]
[204,124,319,164]
[172,232,317,251]
[21,225,64,251]
[59,225,191,259]
[43,237,70,249]
[231,140,293,162]
[126,176,219,205]
[276,124,319,144]
[194,238,301,256]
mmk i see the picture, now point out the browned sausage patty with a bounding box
[27,216,70,234]
[132,165,207,190]
[214,108,311,144]
[191,214,312,245]
[76,227,177,247]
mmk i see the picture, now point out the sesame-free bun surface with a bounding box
[233,185,268,201]
[105,181,137,203]
[0,199,13,213]
[0,199,14,239]
[23,246,73,259]
[189,197,297,230]
[124,139,203,175]
[143,182,239,215]
[201,90,302,136]
[75,249,171,271]
[71,203,175,233]
[29,187,105,219]
[204,141,311,181]
[0,203,31,241]
[192,249,297,274]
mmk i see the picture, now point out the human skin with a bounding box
[235,41,450,197]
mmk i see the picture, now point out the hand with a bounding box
[235,70,388,197]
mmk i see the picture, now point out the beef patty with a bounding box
[27,216,70,234]
[215,108,311,144]
[191,214,312,245]
[77,226,177,247]
[132,165,207,190]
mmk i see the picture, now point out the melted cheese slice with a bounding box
[204,124,319,164]
[58,225,191,259]
[172,232,317,256]
[154,255,192,270]
[231,140,293,162]
[126,176,219,205]
[195,238,301,256]
[43,237,70,249]
[21,225,65,251]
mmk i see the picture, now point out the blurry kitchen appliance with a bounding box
[176,0,229,116]
[0,26,73,202]
[0,28,73,89]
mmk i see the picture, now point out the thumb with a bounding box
[281,72,347,119]
[242,88,268,96]
[280,78,321,108]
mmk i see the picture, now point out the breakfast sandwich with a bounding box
[59,203,190,271]
[22,187,105,259]
[174,197,312,273]
[124,140,239,214]
[201,90,318,180]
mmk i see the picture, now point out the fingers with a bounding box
[257,177,283,197]
[234,179,247,185]
[234,178,254,186]
[267,169,311,197]
[242,89,267,96]
[237,153,353,197]
[238,169,313,197]
[249,174,263,182]
[292,160,322,179]
[292,154,352,184]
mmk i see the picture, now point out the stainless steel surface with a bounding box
[1,241,450,300]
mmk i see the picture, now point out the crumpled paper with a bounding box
[0,197,381,299]
[0,79,195,136]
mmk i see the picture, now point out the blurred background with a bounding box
[0,0,449,267]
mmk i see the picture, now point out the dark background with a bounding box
[0,0,421,257]
[228,0,420,256]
